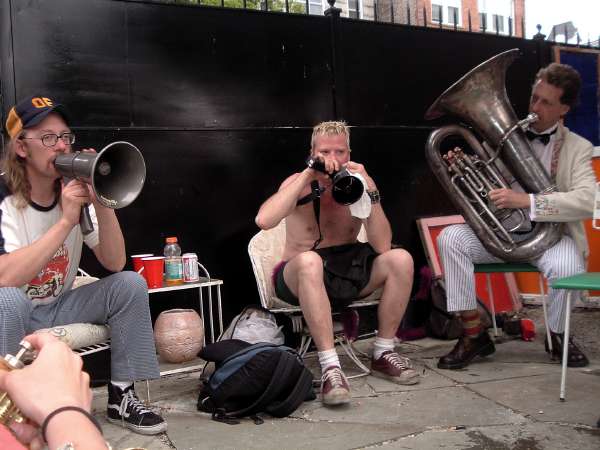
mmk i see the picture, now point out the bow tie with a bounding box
[525,128,556,145]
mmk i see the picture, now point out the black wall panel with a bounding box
[1,0,555,320]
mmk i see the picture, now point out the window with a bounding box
[432,1,461,26]
[479,12,487,30]
[348,0,359,18]
[308,0,322,15]
[478,0,512,34]
[493,14,504,33]
[448,6,458,25]
[432,4,443,23]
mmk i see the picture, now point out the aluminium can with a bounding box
[182,253,200,282]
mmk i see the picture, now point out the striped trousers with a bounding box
[0,271,159,382]
[437,224,585,333]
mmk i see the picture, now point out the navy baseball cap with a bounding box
[5,94,69,139]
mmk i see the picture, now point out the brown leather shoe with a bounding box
[437,332,495,370]
[320,366,350,406]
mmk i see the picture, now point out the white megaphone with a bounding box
[54,141,146,234]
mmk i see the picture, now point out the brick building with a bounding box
[372,0,526,37]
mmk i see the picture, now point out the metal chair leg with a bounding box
[540,274,552,354]
[560,291,572,402]
[335,334,370,379]
[486,273,498,337]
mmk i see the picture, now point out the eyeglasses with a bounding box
[21,132,76,148]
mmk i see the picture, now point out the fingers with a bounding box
[61,180,91,203]
[9,422,41,446]
[22,332,60,350]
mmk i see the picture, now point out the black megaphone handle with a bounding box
[63,176,94,235]
[80,205,94,235]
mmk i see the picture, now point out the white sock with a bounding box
[111,380,133,391]
[373,337,395,360]
[318,348,340,372]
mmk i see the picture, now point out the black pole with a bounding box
[564,24,567,43]
[423,6,427,27]
[374,0,378,22]
[453,8,457,30]
[325,0,344,120]
[407,4,411,25]
[468,10,471,32]
[508,17,513,36]
[390,1,394,23]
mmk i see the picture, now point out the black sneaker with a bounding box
[107,384,167,435]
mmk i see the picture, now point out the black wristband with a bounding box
[367,190,381,204]
[41,406,103,443]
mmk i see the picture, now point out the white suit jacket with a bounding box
[532,124,596,259]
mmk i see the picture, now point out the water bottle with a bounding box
[164,236,183,286]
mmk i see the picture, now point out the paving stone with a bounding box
[468,370,600,427]
[166,415,410,450]
[376,421,600,450]
[295,385,527,428]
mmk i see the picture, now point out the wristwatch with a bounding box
[367,190,381,204]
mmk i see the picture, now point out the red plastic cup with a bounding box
[142,256,164,289]
[131,254,154,276]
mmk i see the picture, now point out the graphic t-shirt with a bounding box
[0,180,99,306]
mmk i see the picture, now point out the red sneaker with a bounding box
[320,365,351,406]
[371,351,420,385]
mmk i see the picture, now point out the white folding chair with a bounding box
[248,219,380,378]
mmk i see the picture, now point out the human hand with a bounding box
[345,161,376,191]
[60,179,91,226]
[307,155,340,175]
[488,189,530,209]
[0,334,93,427]
[6,421,44,450]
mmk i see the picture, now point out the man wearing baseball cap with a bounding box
[0,95,167,437]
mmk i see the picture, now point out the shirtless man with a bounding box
[255,121,418,406]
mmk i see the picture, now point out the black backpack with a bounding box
[426,277,493,340]
[197,339,315,424]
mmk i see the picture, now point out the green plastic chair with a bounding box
[549,181,600,401]
[474,263,550,346]
[551,272,600,401]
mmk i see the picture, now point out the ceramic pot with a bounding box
[153,309,204,363]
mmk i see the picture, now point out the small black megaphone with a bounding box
[306,157,364,205]
[54,141,146,235]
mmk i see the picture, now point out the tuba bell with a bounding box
[424,48,561,262]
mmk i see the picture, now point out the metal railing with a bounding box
[154,0,600,49]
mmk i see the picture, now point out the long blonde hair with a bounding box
[1,136,31,209]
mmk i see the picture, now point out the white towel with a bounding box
[347,171,372,219]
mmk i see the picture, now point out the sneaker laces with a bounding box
[321,367,346,387]
[118,389,153,424]
[382,352,413,370]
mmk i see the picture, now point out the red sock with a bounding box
[460,310,482,337]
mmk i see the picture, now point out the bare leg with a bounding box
[283,251,334,351]
[359,248,414,339]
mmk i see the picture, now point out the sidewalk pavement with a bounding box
[93,307,600,450]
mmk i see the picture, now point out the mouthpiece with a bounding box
[519,113,539,130]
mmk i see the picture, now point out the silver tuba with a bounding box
[424,48,561,262]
